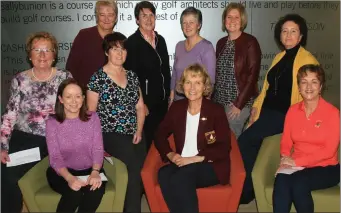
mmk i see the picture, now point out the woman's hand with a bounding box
[280,156,296,167]
[144,104,149,116]
[167,152,181,163]
[133,132,142,144]
[1,150,10,164]
[67,175,86,191]
[169,91,174,108]
[87,171,102,191]
[227,104,241,120]
[174,156,205,167]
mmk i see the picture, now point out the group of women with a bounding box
[1,1,339,213]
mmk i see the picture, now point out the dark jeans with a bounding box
[144,100,168,151]
[46,167,106,213]
[238,108,286,204]
[158,162,220,213]
[273,164,340,213]
[103,132,146,213]
[1,130,48,213]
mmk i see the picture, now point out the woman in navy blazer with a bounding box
[154,63,231,213]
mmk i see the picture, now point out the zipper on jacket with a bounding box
[145,79,148,95]
[139,33,166,100]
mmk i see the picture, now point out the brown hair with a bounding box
[95,0,118,25]
[103,32,127,54]
[26,31,58,67]
[297,64,325,91]
[53,78,90,123]
[176,63,212,97]
[221,2,247,32]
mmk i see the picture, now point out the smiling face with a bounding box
[137,8,156,33]
[58,84,84,118]
[181,14,201,38]
[30,39,55,70]
[280,21,302,49]
[183,72,205,102]
[225,9,242,33]
[97,5,116,31]
[299,71,321,102]
[107,43,127,66]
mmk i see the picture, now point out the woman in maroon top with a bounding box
[66,0,118,88]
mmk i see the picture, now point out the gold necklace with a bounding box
[32,67,53,82]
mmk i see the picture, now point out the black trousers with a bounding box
[103,132,146,213]
[144,100,168,151]
[158,162,220,213]
[237,108,286,204]
[1,130,48,213]
[46,166,106,213]
[273,164,340,213]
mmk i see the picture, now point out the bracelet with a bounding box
[92,168,100,173]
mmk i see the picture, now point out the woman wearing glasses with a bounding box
[1,31,72,213]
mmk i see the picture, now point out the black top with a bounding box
[262,45,300,114]
[124,29,171,110]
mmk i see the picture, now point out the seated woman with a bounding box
[1,31,72,213]
[237,14,319,204]
[46,78,105,213]
[155,63,231,213]
[272,64,340,213]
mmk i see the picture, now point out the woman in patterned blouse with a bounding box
[213,2,261,139]
[1,31,72,213]
[87,32,146,213]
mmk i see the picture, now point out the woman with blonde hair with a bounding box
[66,0,118,88]
[213,2,261,139]
[155,63,231,213]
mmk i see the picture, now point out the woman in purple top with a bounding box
[169,7,216,103]
[46,78,105,213]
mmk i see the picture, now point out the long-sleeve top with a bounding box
[0,68,72,151]
[46,112,104,172]
[262,44,300,114]
[280,98,339,168]
[251,46,319,123]
[66,26,107,88]
[171,39,216,101]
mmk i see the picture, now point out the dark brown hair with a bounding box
[53,78,90,123]
[297,64,325,91]
[103,32,127,54]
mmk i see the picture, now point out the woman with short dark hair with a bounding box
[237,14,319,204]
[87,32,146,213]
[46,78,105,213]
[272,64,339,213]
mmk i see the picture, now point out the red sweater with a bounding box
[66,26,107,88]
[280,98,340,167]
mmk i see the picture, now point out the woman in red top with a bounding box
[272,64,340,213]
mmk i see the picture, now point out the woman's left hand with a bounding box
[87,171,102,191]
[175,156,204,167]
[280,156,296,167]
[227,104,241,120]
[133,132,142,144]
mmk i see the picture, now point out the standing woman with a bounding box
[237,14,319,204]
[1,31,72,213]
[66,0,118,88]
[213,2,261,139]
[170,7,216,102]
[46,79,105,213]
[87,32,146,213]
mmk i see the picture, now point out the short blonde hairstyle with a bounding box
[221,2,247,32]
[176,63,212,97]
[95,0,118,24]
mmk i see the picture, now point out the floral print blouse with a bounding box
[88,68,140,135]
[0,68,72,151]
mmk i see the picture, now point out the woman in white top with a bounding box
[154,63,231,213]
